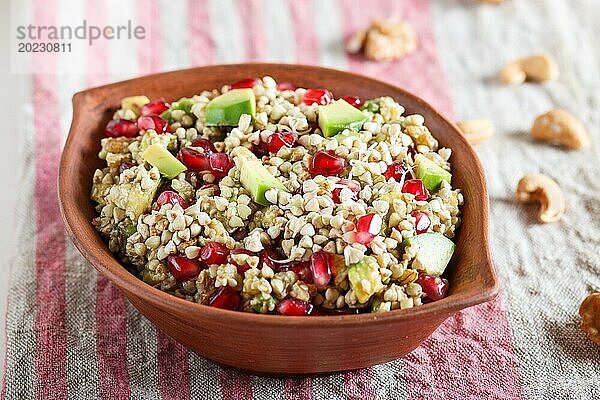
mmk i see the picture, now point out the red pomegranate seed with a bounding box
[118,161,135,174]
[191,138,217,154]
[341,96,361,108]
[355,213,383,244]
[277,298,313,316]
[178,147,210,172]
[208,152,234,178]
[309,150,345,177]
[402,179,429,201]
[329,254,346,279]
[383,161,409,181]
[266,132,297,154]
[302,89,333,106]
[416,273,449,301]
[332,178,360,203]
[259,246,283,269]
[137,115,168,133]
[141,99,170,116]
[228,249,255,274]
[277,82,296,91]
[167,255,202,281]
[252,140,269,157]
[105,119,138,138]
[156,190,189,209]
[199,242,230,265]
[209,286,241,310]
[310,252,332,289]
[407,144,418,160]
[279,261,313,283]
[307,306,327,316]
[411,211,431,234]
[230,78,260,89]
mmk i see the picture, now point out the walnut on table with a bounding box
[345,19,417,62]
[579,293,600,346]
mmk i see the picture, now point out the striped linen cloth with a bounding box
[2,0,600,399]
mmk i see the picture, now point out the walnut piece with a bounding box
[500,54,559,84]
[456,119,495,144]
[345,30,367,54]
[515,174,565,223]
[346,19,417,62]
[579,293,600,346]
[531,109,590,150]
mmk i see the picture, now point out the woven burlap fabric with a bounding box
[2,1,599,399]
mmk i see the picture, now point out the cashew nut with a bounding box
[456,119,495,144]
[515,174,565,223]
[579,293,600,346]
[531,109,590,150]
[500,54,559,84]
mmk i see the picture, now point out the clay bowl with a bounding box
[59,63,498,375]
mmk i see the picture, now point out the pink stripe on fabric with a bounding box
[83,1,132,398]
[219,368,253,400]
[96,278,131,399]
[288,0,319,64]
[187,2,255,398]
[187,0,214,66]
[237,0,267,61]
[404,295,525,399]
[339,0,453,117]
[156,331,192,400]
[137,1,195,397]
[344,369,377,400]
[339,0,524,398]
[84,1,132,398]
[86,0,110,84]
[32,1,68,399]
[279,2,319,397]
[136,0,162,74]
[283,378,313,400]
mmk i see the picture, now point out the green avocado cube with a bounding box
[141,143,187,179]
[413,154,452,191]
[361,99,380,113]
[160,98,194,121]
[205,89,256,126]
[348,256,384,303]
[318,99,368,138]
[239,158,289,206]
[125,177,161,220]
[401,233,455,276]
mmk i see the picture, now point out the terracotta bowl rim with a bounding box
[58,63,499,328]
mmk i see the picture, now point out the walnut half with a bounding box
[579,293,600,346]
[345,19,417,62]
